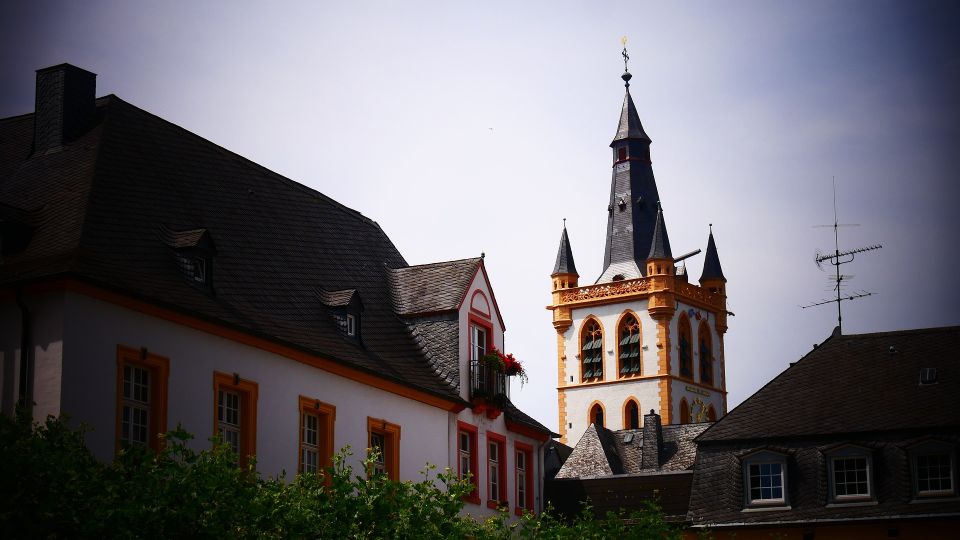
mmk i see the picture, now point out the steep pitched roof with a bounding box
[646,203,672,260]
[556,422,710,479]
[0,93,467,402]
[698,326,960,442]
[611,88,651,144]
[698,227,725,282]
[388,257,481,316]
[551,226,578,276]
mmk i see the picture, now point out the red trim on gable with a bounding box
[453,260,506,333]
[469,289,491,318]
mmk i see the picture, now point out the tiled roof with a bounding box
[556,422,710,479]
[504,400,557,436]
[698,326,960,442]
[388,258,481,316]
[0,94,470,402]
[316,288,359,308]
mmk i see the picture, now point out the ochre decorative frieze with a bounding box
[558,278,652,303]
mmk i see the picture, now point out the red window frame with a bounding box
[457,420,480,504]
[487,430,508,509]
[212,371,259,468]
[514,441,535,515]
[115,345,169,453]
[298,395,336,476]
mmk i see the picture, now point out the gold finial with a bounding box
[620,36,632,86]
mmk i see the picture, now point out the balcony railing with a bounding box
[470,360,508,403]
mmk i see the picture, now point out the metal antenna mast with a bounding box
[802,178,882,333]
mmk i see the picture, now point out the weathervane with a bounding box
[802,178,882,333]
[621,36,632,87]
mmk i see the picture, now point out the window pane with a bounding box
[749,462,783,501]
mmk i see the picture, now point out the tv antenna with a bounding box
[801,178,881,333]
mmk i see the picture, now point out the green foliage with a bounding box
[0,412,683,539]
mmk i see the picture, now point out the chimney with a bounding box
[33,64,97,154]
[641,409,663,469]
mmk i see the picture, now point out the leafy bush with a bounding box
[0,411,682,539]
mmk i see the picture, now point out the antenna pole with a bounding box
[833,177,842,332]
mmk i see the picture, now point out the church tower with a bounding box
[549,53,730,445]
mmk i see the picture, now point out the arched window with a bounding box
[590,403,604,427]
[699,321,713,385]
[581,319,604,381]
[678,314,693,378]
[618,313,641,377]
[624,399,640,429]
[707,404,717,422]
[680,398,690,424]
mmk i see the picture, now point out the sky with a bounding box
[2,1,959,433]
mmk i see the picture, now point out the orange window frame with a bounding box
[212,371,258,467]
[678,314,693,379]
[487,430,508,509]
[457,420,480,504]
[514,441,534,515]
[298,395,336,475]
[367,416,401,481]
[680,398,690,424]
[115,345,169,453]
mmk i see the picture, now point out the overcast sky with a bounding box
[3,1,958,433]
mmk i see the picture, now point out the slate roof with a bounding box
[556,422,710,479]
[688,326,960,527]
[698,326,960,442]
[646,203,672,260]
[611,87,651,144]
[504,400,557,437]
[551,226,578,276]
[388,258,481,317]
[0,90,475,403]
[698,228,725,282]
[316,288,359,308]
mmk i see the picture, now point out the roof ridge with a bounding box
[390,256,482,271]
[104,95,380,229]
[840,325,960,339]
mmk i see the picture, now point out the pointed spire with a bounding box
[647,202,672,260]
[612,90,651,144]
[699,224,726,282]
[552,222,579,277]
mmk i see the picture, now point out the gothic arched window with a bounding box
[624,399,640,430]
[678,314,693,378]
[581,319,604,381]
[680,398,690,424]
[618,313,641,377]
[707,404,717,422]
[590,403,605,428]
[699,321,714,385]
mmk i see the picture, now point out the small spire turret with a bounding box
[552,221,579,290]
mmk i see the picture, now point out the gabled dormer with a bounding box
[159,224,216,291]
[317,287,363,341]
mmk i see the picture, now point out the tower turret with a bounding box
[552,224,579,291]
[644,202,674,277]
[699,225,726,296]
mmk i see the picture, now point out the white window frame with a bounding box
[516,449,527,509]
[370,431,386,476]
[826,446,874,502]
[459,430,472,481]
[488,441,500,502]
[910,442,957,499]
[121,364,151,446]
[346,314,356,336]
[301,410,319,474]
[218,389,242,456]
[471,324,488,361]
[742,451,789,508]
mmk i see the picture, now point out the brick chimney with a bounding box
[33,64,97,154]
[641,409,663,469]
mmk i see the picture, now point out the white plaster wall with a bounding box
[0,302,23,415]
[457,269,504,401]
[60,291,450,481]
[561,299,660,445]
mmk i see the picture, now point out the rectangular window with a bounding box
[458,421,480,504]
[115,346,169,453]
[832,457,870,498]
[346,314,356,336]
[487,431,507,509]
[916,453,954,495]
[299,396,335,475]
[213,372,258,468]
[515,441,534,515]
[367,416,401,481]
[471,325,488,361]
[749,462,784,502]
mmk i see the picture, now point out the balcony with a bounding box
[470,360,509,418]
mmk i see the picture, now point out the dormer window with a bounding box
[741,450,790,509]
[159,224,216,292]
[191,257,206,283]
[346,314,356,336]
[825,445,874,503]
